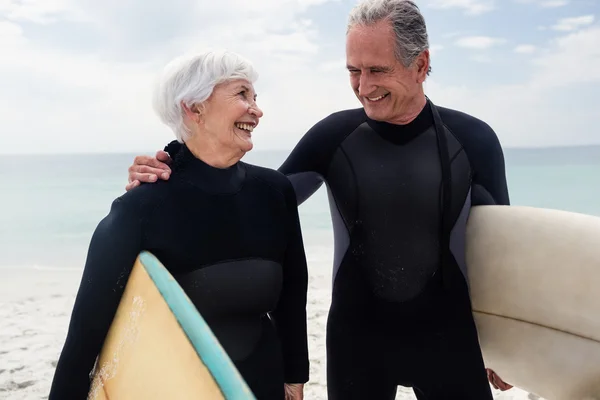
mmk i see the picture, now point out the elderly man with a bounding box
[127,1,512,398]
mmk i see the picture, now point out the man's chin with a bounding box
[363,106,388,122]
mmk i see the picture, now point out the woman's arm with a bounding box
[48,196,143,399]
[270,179,310,385]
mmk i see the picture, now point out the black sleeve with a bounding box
[278,109,365,205]
[441,108,510,206]
[269,180,310,384]
[469,128,510,206]
[48,197,143,399]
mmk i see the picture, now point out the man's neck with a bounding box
[387,93,427,125]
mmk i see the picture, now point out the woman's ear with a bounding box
[181,102,202,123]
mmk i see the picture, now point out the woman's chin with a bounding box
[237,137,253,153]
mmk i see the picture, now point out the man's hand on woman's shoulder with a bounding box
[126,150,172,191]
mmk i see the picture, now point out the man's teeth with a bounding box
[235,123,254,132]
[368,94,387,102]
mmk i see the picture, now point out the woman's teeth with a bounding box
[235,123,254,132]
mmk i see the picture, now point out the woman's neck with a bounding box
[185,138,243,169]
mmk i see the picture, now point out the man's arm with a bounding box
[469,124,510,206]
[49,198,143,399]
[126,137,327,205]
[127,110,361,205]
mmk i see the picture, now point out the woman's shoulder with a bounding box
[111,180,173,216]
[242,162,295,199]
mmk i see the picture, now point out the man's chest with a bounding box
[326,128,445,216]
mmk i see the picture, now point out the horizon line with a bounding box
[2,143,600,156]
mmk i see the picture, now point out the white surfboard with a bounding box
[466,205,600,400]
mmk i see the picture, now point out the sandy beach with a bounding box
[0,242,541,400]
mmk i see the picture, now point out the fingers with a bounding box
[129,171,168,184]
[156,150,172,164]
[486,369,513,391]
[133,154,172,172]
[128,155,171,186]
[125,180,140,191]
[486,369,498,390]
[130,165,171,179]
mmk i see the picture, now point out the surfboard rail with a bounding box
[88,251,256,400]
[139,251,256,400]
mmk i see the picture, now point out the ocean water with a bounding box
[0,146,599,271]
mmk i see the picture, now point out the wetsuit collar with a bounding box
[170,143,246,194]
[365,99,435,145]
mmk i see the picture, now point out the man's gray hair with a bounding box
[348,0,431,74]
[152,49,259,142]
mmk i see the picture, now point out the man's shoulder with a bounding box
[311,107,367,133]
[437,105,496,136]
[436,104,502,150]
[278,107,367,177]
[293,107,366,154]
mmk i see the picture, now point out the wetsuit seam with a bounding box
[449,147,463,164]
[441,122,475,202]
[337,145,359,234]
[193,256,283,271]
[443,122,475,182]
[319,120,366,177]
[285,171,324,183]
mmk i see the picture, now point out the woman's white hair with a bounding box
[152,49,259,142]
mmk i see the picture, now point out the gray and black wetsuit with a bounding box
[48,145,310,400]
[277,99,509,400]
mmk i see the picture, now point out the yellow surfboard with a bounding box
[87,251,256,400]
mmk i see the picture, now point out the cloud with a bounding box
[0,0,355,154]
[1,0,599,155]
[514,0,569,7]
[455,36,507,49]
[425,25,600,147]
[514,44,537,53]
[539,0,569,7]
[427,0,495,15]
[530,26,600,88]
[551,15,595,31]
[0,0,82,24]
[429,44,445,56]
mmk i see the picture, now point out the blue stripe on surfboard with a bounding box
[139,251,256,400]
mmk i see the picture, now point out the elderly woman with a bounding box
[48,50,309,400]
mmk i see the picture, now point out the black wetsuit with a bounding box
[154,98,509,399]
[277,98,510,400]
[48,145,310,400]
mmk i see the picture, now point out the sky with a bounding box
[1,0,599,154]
